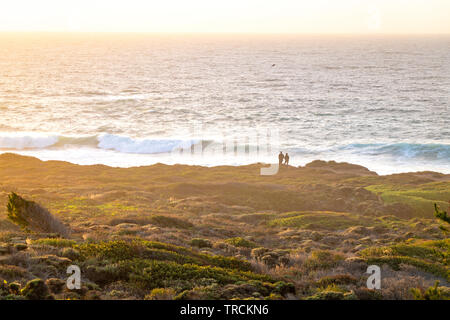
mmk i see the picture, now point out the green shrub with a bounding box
[8,282,21,295]
[20,279,54,300]
[60,247,81,260]
[45,278,66,294]
[316,274,358,287]
[251,247,270,260]
[225,237,256,248]
[6,193,29,230]
[189,238,212,248]
[145,288,176,300]
[411,281,450,300]
[269,212,358,230]
[434,203,450,224]
[365,256,448,280]
[353,288,383,300]
[85,263,130,286]
[306,291,345,300]
[6,193,70,237]
[128,260,272,290]
[360,240,449,280]
[304,250,344,270]
[0,265,28,278]
[148,215,193,229]
[32,238,76,248]
[77,240,253,271]
[77,240,142,261]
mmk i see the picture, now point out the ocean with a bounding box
[0,33,449,174]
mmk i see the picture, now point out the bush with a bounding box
[148,215,193,229]
[411,281,450,300]
[20,279,54,300]
[304,250,344,270]
[189,238,212,248]
[32,238,76,248]
[77,240,142,261]
[85,263,130,286]
[434,203,450,224]
[7,193,70,237]
[8,282,21,295]
[316,275,358,287]
[225,237,256,248]
[60,247,81,260]
[360,241,450,281]
[128,260,272,290]
[77,240,253,271]
[354,288,383,300]
[145,288,176,300]
[251,247,270,260]
[45,278,66,294]
[0,265,28,279]
[306,291,345,300]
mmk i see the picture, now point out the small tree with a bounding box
[7,192,30,230]
[434,202,450,234]
[411,281,450,300]
[6,192,70,237]
[434,203,450,224]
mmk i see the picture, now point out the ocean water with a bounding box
[0,33,449,174]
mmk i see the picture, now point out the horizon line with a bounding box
[0,31,450,36]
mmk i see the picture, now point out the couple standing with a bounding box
[278,151,289,166]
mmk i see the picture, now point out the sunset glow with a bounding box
[0,0,449,34]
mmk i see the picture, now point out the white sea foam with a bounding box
[97,134,198,154]
[0,133,59,149]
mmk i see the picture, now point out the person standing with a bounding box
[278,152,284,167]
[284,153,290,166]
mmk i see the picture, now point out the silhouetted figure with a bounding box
[278,152,284,166]
[284,153,289,166]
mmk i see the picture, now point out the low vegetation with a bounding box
[0,154,448,300]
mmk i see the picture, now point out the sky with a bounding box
[0,0,449,34]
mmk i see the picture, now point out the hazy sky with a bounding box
[0,0,449,34]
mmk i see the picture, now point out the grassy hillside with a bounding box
[0,154,448,300]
